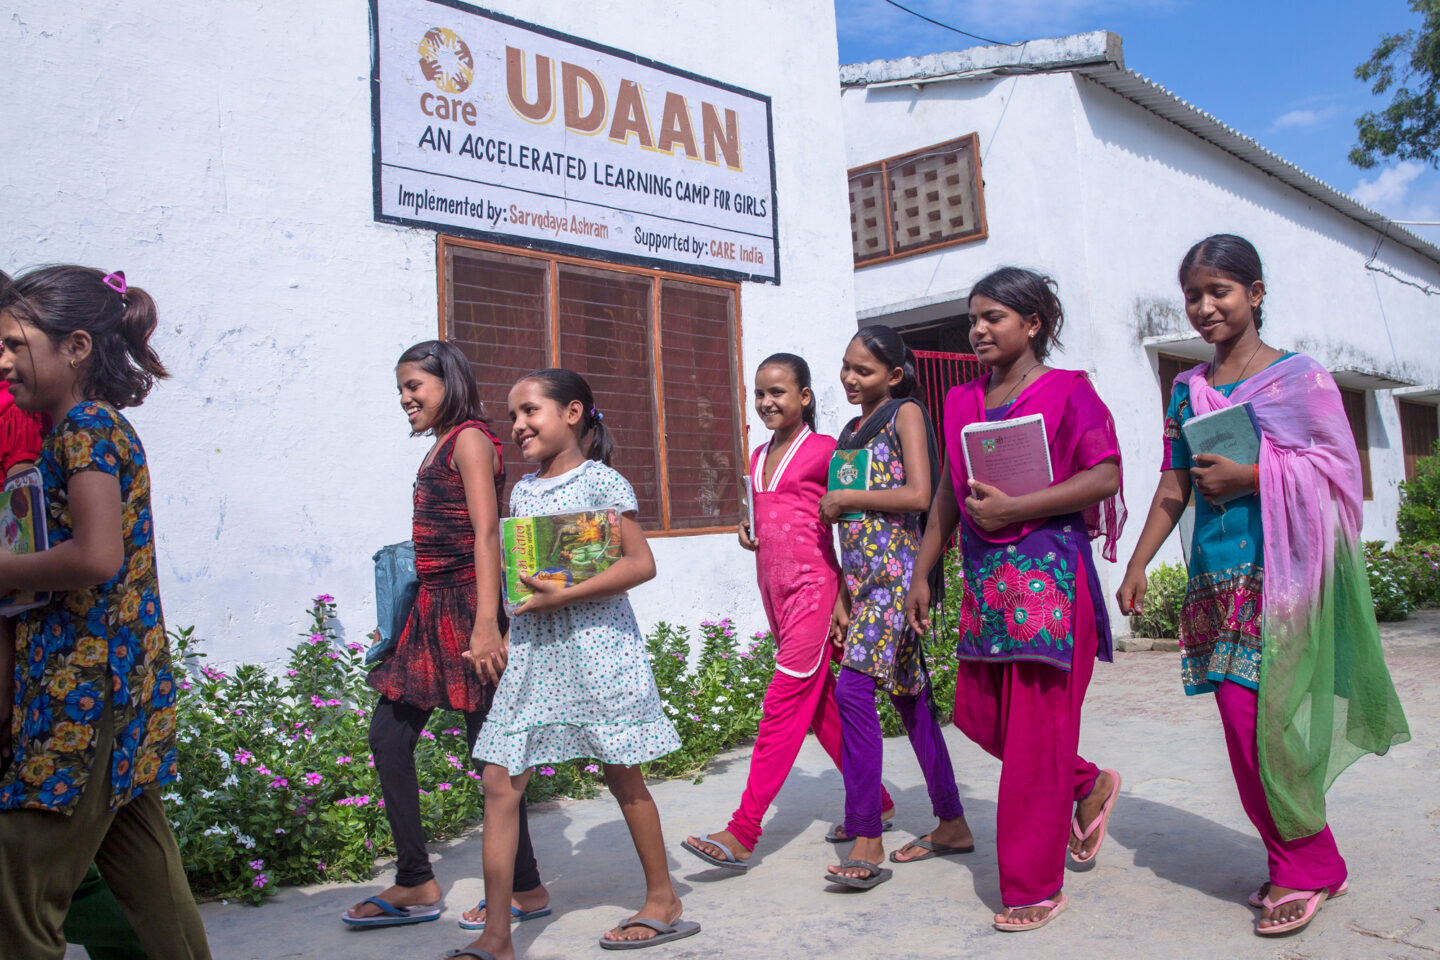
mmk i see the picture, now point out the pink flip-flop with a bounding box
[1257,887,1330,935]
[1069,769,1121,865]
[993,893,1068,932]
[1249,880,1347,909]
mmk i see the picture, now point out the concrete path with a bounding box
[184,612,1440,960]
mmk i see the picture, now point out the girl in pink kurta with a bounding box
[682,354,892,870]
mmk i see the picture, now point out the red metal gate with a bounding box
[913,349,984,433]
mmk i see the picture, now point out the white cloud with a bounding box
[1352,160,1426,212]
[1273,109,1318,129]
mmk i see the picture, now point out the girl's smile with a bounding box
[753,363,808,430]
[395,361,445,435]
[1183,265,1263,344]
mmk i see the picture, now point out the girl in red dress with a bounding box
[344,341,546,931]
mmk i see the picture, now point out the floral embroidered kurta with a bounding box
[838,410,926,696]
[1,402,178,814]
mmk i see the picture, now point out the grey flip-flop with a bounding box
[598,917,702,950]
[890,837,976,862]
[825,858,893,890]
[824,820,895,843]
[681,833,749,872]
[442,949,498,960]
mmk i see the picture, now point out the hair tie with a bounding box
[102,270,129,308]
[590,405,604,423]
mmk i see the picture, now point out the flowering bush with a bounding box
[171,600,776,903]
[1389,541,1440,608]
[1397,440,1440,543]
[1365,541,1414,622]
[1128,562,1187,639]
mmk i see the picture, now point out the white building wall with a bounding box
[842,69,1440,617]
[2,0,856,663]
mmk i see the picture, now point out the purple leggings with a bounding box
[836,666,963,838]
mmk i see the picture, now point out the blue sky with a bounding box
[834,0,1440,245]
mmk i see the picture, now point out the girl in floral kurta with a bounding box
[0,265,210,958]
[818,326,969,892]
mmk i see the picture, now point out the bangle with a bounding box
[1252,463,1260,491]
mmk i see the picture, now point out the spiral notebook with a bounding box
[960,414,1053,497]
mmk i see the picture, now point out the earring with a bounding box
[69,359,79,368]
[1028,332,1036,339]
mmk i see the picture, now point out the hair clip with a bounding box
[590,406,604,422]
[101,271,127,296]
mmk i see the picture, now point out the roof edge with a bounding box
[839,30,1121,87]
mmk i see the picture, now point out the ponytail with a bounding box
[853,325,919,400]
[758,352,817,431]
[0,265,169,408]
[520,368,614,466]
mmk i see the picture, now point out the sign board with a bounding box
[370,0,780,283]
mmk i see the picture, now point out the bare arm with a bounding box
[904,459,960,635]
[819,403,932,520]
[0,471,124,592]
[453,429,505,682]
[1115,468,1191,614]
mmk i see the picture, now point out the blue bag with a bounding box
[367,541,418,666]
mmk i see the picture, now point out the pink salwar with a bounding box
[952,560,1102,908]
[725,428,893,852]
[726,663,894,851]
[1214,681,1347,891]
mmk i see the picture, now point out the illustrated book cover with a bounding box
[501,509,622,614]
[0,466,51,616]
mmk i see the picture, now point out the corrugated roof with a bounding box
[842,32,1440,270]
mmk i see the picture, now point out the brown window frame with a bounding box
[1338,387,1373,501]
[436,235,747,537]
[1156,353,1203,412]
[848,133,988,268]
[1398,398,1439,481]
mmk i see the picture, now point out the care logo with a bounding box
[418,27,474,94]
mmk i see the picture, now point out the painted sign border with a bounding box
[368,0,782,285]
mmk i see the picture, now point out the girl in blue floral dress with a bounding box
[818,326,969,892]
[0,266,211,958]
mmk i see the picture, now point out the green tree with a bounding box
[1397,439,1440,542]
[1351,0,1440,169]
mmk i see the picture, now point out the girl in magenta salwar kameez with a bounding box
[906,268,1126,933]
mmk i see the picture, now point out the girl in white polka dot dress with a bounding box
[455,369,695,960]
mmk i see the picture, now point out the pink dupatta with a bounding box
[1177,355,1409,839]
[945,368,1126,561]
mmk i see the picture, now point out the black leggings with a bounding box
[369,697,540,890]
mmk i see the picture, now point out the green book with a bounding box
[828,449,871,522]
[1180,402,1261,505]
[501,510,622,614]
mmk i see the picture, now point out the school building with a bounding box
[3,0,862,662]
[840,32,1440,610]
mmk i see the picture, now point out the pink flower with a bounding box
[346,643,363,653]
[309,634,325,645]
[466,770,482,780]
[583,764,599,773]
[315,594,335,604]
[539,766,556,776]
[286,669,298,677]
[311,695,325,708]
[443,728,463,736]
[248,859,264,870]
[1003,591,1045,643]
[252,873,268,889]
[445,754,463,770]
[437,783,452,791]
[303,772,323,786]
[1040,588,1072,639]
[1020,570,1056,598]
[335,755,352,765]
[367,755,375,768]
[419,730,436,741]
[235,750,253,765]
[982,563,1022,610]
[270,776,289,789]
[255,764,272,775]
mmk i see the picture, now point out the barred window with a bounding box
[440,238,744,533]
[849,134,987,266]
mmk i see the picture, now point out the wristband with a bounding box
[1252,463,1260,492]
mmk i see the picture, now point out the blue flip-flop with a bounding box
[457,899,553,931]
[342,896,442,927]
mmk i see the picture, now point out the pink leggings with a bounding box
[1214,681,1347,891]
[726,665,894,852]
